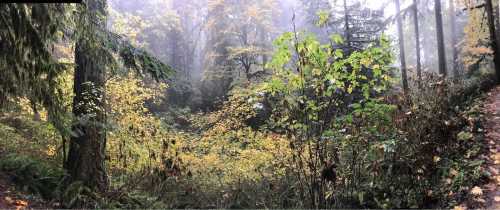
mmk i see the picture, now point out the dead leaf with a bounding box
[494,196,500,202]
[453,205,467,210]
[14,200,28,206]
[4,196,13,204]
[471,186,483,196]
[489,166,498,175]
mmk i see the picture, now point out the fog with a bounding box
[106,0,471,110]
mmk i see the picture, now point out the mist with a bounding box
[1,0,500,208]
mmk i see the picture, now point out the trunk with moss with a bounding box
[65,0,109,192]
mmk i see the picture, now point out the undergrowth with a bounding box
[0,155,64,200]
[0,72,496,209]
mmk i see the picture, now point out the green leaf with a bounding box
[330,34,344,44]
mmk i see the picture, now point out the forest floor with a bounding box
[0,151,49,209]
[484,85,500,209]
[0,172,42,209]
[0,86,499,209]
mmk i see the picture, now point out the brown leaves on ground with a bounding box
[454,86,500,209]
[0,172,48,209]
[3,196,29,210]
[471,186,483,196]
[482,86,500,209]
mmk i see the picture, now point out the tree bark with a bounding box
[395,0,409,93]
[434,0,448,76]
[449,0,459,76]
[485,0,500,82]
[412,0,422,82]
[65,0,109,192]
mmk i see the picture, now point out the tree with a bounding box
[412,0,422,82]
[65,0,109,192]
[300,0,332,39]
[200,0,235,110]
[0,4,69,134]
[332,0,386,54]
[343,0,351,53]
[461,1,491,70]
[434,0,448,76]
[395,0,409,92]
[200,0,278,110]
[66,0,173,192]
[228,0,276,81]
[449,0,459,76]
[262,31,394,208]
[108,0,203,108]
[485,0,500,82]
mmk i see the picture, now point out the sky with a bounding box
[364,0,412,18]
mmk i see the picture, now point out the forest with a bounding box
[1,0,500,209]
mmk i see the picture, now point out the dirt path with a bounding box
[484,86,500,209]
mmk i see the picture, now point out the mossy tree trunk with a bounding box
[65,0,109,192]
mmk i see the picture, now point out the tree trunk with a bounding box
[65,0,109,192]
[449,0,459,76]
[259,27,268,71]
[395,0,409,93]
[412,0,422,82]
[496,0,500,51]
[343,0,351,54]
[434,0,447,76]
[485,0,500,82]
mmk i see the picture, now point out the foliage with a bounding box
[121,89,293,208]
[0,114,64,163]
[1,1,499,209]
[200,0,279,109]
[257,30,394,208]
[106,73,168,173]
[0,4,73,135]
[461,2,492,69]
